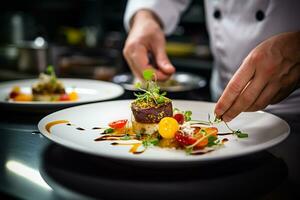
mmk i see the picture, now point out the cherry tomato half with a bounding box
[175,131,196,146]
[109,119,128,129]
[173,113,184,124]
[59,94,70,101]
[175,131,209,149]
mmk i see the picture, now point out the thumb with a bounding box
[153,46,175,75]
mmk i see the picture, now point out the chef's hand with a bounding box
[123,10,175,80]
[215,31,300,122]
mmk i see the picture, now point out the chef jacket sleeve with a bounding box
[124,0,191,35]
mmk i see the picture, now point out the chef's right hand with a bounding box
[123,10,175,81]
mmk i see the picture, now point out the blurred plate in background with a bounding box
[112,72,206,92]
[0,78,124,112]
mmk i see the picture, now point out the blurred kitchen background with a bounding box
[0,0,213,99]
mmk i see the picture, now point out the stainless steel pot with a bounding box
[0,37,48,74]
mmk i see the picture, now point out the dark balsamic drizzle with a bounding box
[217,132,233,136]
[190,150,214,155]
[222,138,229,143]
[94,134,125,141]
[76,127,85,131]
[66,123,72,126]
[133,151,145,155]
[110,142,145,154]
[92,127,104,130]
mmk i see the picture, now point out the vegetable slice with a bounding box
[109,119,128,129]
[158,117,179,139]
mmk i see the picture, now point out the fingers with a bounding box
[221,61,300,119]
[123,33,174,81]
[123,44,151,80]
[246,82,280,111]
[221,72,269,122]
[123,43,172,80]
[152,45,176,78]
[270,63,300,104]
[214,58,255,118]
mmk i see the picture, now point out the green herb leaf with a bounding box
[234,130,248,138]
[121,134,131,140]
[184,110,192,121]
[46,65,54,75]
[143,69,154,81]
[142,137,159,147]
[50,76,56,84]
[104,128,114,134]
[142,140,150,147]
[136,133,142,140]
[156,96,165,104]
[185,147,193,155]
[207,136,219,147]
[134,82,142,89]
[161,91,167,96]
[150,138,159,146]
[46,65,57,84]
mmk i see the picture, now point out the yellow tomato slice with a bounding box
[68,91,78,101]
[158,117,179,139]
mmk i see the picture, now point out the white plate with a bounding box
[38,100,290,164]
[0,78,124,111]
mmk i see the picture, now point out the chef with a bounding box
[123,0,300,121]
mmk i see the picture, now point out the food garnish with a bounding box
[7,65,78,102]
[133,69,168,105]
[108,119,128,129]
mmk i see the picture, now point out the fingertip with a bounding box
[214,108,223,117]
[155,70,171,81]
[157,62,175,75]
[222,115,232,122]
[164,63,176,74]
[155,53,175,75]
[214,103,225,117]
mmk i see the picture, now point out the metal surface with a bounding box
[112,72,207,92]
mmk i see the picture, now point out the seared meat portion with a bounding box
[32,73,65,95]
[131,99,173,123]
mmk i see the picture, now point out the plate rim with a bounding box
[38,99,290,163]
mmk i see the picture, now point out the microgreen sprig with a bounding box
[134,69,167,105]
[142,136,159,148]
[179,109,248,139]
[209,114,248,138]
[224,122,248,138]
[46,65,57,83]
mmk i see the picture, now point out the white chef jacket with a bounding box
[124,0,300,115]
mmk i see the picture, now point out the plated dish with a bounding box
[0,71,124,111]
[38,70,290,163]
[7,66,78,102]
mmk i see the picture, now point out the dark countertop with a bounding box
[0,90,300,200]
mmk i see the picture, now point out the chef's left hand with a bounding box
[215,31,300,122]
